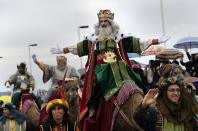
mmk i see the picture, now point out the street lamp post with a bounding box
[78,25,89,68]
[160,0,166,47]
[28,44,38,73]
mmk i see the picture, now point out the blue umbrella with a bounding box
[174,37,198,49]
[127,53,140,58]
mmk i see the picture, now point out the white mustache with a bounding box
[99,25,113,36]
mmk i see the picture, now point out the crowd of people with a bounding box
[0,9,198,131]
[141,48,198,90]
[2,57,80,131]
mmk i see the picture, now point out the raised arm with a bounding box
[133,88,159,130]
[32,54,45,71]
[139,35,170,51]
[184,47,191,60]
[32,54,55,83]
[4,73,16,87]
[121,35,170,54]
[141,88,158,108]
[50,44,78,55]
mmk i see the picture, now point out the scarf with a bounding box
[156,86,198,130]
[0,103,27,125]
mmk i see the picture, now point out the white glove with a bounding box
[5,82,10,88]
[50,44,64,54]
[65,78,70,82]
[158,36,171,43]
[32,54,37,63]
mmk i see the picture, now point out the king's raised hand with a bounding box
[158,35,171,43]
[50,44,64,54]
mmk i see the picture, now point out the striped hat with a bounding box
[46,99,69,113]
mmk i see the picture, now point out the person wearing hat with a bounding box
[0,103,27,131]
[180,47,197,77]
[134,77,198,131]
[50,9,170,131]
[40,99,78,131]
[4,62,41,110]
[185,82,198,102]
[32,55,79,103]
[5,62,34,91]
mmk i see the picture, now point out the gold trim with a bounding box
[77,41,84,57]
[110,62,122,87]
[104,61,132,101]
[99,40,106,50]
[133,37,141,53]
[104,87,119,101]
[24,121,26,131]
[9,119,16,131]
[99,35,111,41]
[97,10,114,20]
[98,40,115,51]
[103,51,116,63]
[119,62,131,82]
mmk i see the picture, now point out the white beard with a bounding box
[94,19,120,37]
[99,25,113,36]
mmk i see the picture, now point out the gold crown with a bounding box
[97,10,114,20]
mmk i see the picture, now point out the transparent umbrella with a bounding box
[173,37,198,49]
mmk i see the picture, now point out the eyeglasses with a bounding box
[167,89,181,93]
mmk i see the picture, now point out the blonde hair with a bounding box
[56,56,67,62]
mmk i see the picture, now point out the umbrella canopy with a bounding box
[127,53,140,58]
[156,49,183,60]
[141,45,165,56]
[173,37,198,49]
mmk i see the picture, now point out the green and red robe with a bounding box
[94,61,143,101]
[78,36,145,131]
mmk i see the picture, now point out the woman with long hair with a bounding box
[134,77,198,131]
[40,99,78,131]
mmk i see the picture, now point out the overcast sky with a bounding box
[0,0,198,92]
